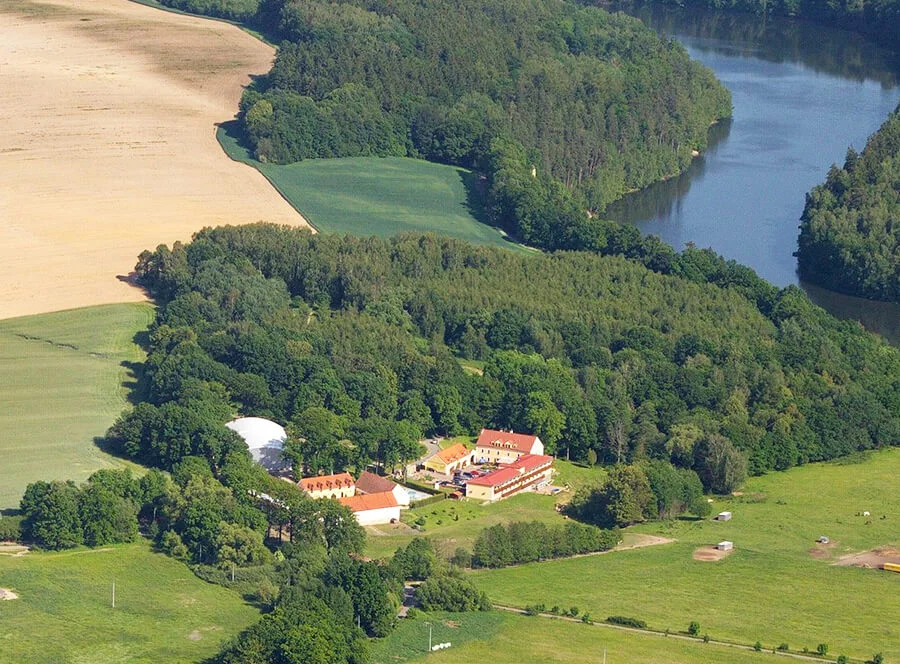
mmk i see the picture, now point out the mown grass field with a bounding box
[0,304,153,509]
[371,610,789,664]
[217,125,531,251]
[0,540,258,663]
[469,449,900,661]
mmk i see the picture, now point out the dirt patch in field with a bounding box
[0,0,307,320]
[0,543,30,557]
[808,540,839,560]
[0,588,20,600]
[833,546,900,569]
[693,545,735,561]
[616,534,675,551]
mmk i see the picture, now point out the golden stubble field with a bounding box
[0,0,308,319]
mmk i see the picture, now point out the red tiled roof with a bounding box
[475,429,540,453]
[355,471,398,495]
[298,472,355,493]
[433,443,472,464]
[467,454,553,487]
[339,491,399,512]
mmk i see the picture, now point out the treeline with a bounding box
[797,103,900,303]
[631,0,900,46]
[566,461,712,529]
[166,0,730,214]
[470,521,620,568]
[132,225,900,484]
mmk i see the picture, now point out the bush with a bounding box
[449,547,472,569]
[0,515,23,542]
[606,616,647,629]
[817,644,828,656]
[688,621,700,636]
[837,656,848,664]
[777,643,789,651]
[569,606,579,617]
[581,613,592,624]
[703,634,710,643]
[754,641,762,652]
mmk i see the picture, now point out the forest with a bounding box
[163,0,730,215]
[797,103,900,303]
[125,225,899,481]
[634,0,900,46]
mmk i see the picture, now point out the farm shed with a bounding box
[716,511,732,521]
[717,541,734,551]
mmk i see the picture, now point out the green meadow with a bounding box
[0,541,258,663]
[372,611,789,664]
[0,304,153,510]
[469,449,900,661]
[217,124,530,251]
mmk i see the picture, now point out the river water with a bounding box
[606,4,900,344]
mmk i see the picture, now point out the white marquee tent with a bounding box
[225,417,288,472]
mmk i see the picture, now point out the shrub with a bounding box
[569,606,579,617]
[817,644,828,656]
[581,613,592,624]
[837,656,848,664]
[550,606,560,615]
[606,616,647,629]
[449,547,472,569]
[0,515,23,542]
[754,641,762,652]
[688,621,700,636]
[777,643,789,651]
[703,634,710,643]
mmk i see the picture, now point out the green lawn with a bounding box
[217,124,532,251]
[0,540,258,663]
[469,449,900,661]
[0,304,153,510]
[372,611,792,664]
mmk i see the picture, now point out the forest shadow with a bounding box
[458,169,492,227]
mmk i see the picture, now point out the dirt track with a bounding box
[0,0,307,319]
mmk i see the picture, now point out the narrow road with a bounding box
[493,605,839,663]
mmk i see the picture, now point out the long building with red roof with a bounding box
[297,472,355,500]
[465,453,554,502]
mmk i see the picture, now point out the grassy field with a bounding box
[0,304,153,509]
[217,124,531,251]
[371,610,792,664]
[0,540,258,663]
[469,449,900,661]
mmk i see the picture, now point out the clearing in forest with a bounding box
[0,0,306,320]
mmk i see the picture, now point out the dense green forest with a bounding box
[125,225,899,481]
[797,103,900,303]
[163,0,730,216]
[631,0,900,45]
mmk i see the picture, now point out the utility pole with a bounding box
[111,581,115,609]
[231,563,235,583]
[602,648,606,664]
[425,622,432,653]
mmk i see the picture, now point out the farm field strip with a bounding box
[0,303,153,510]
[0,0,306,320]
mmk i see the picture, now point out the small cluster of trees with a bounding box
[19,471,142,550]
[798,102,900,302]
[567,461,711,529]
[470,520,620,568]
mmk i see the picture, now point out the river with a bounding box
[606,4,900,344]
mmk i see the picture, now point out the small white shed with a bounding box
[716,511,733,521]
[717,541,734,551]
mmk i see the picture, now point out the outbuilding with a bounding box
[355,470,411,508]
[339,492,401,526]
[716,511,733,521]
[717,541,734,551]
[424,443,474,475]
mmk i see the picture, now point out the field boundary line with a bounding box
[492,605,855,663]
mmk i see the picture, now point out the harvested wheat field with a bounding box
[0,0,307,319]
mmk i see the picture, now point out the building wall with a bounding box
[474,446,523,465]
[307,485,355,500]
[424,451,473,475]
[465,483,495,501]
[391,484,410,507]
[353,505,401,526]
